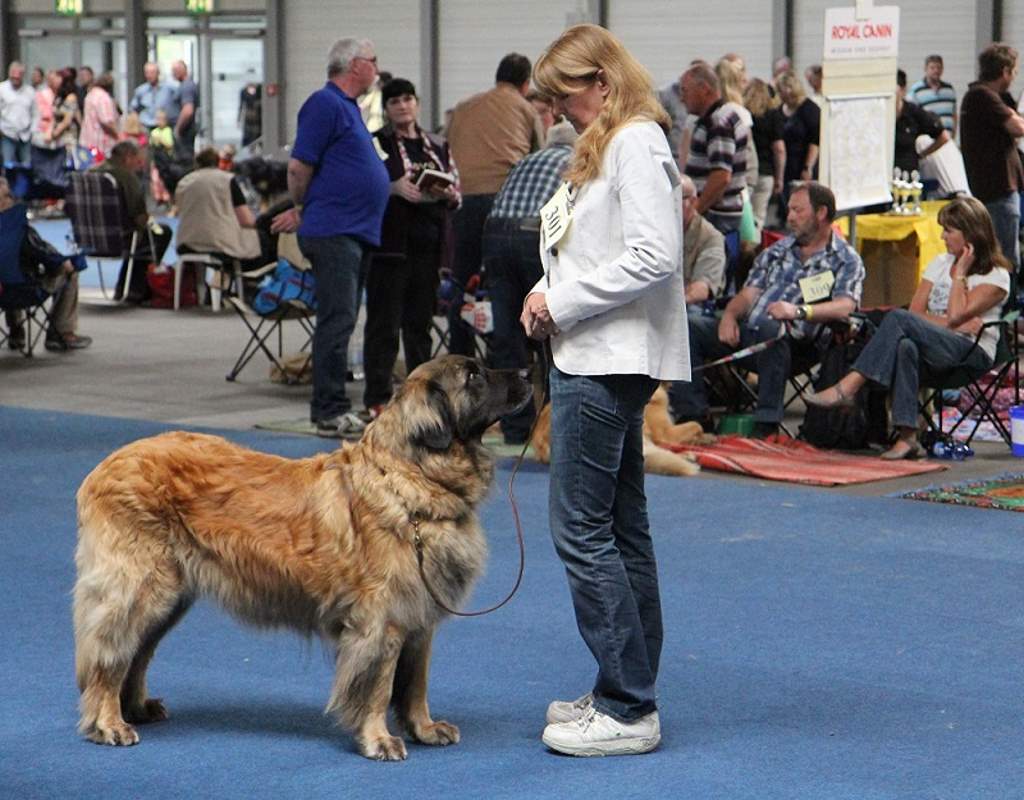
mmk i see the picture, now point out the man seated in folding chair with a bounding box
[806,196,1011,459]
[670,181,865,438]
[92,140,172,302]
[175,146,278,274]
[0,177,91,352]
[680,174,727,308]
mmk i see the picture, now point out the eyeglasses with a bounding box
[355,56,378,66]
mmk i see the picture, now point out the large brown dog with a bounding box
[73,355,531,761]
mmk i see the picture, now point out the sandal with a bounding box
[880,440,922,460]
[804,383,856,409]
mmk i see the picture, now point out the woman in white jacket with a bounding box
[521,24,690,757]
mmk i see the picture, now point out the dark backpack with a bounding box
[800,318,888,450]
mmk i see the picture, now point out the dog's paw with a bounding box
[87,720,140,746]
[412,719,460,746]
[361,734,407,762]
[124,698,168,724]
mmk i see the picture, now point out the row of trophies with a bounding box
[888,168,924,215]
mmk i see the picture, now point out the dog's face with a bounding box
[394,356,532,451]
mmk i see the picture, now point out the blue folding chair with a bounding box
[0,204,62,357]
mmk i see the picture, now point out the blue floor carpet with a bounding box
[2,406,1023,799]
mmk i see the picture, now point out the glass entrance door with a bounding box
[210,38,263,147]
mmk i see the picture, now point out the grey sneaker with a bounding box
[542,707,660,757]
[316,411,367,440]
[545,693,593,725]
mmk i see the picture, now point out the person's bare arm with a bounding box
[269,158,314,234]
[1004,111,1024,138]
[771,140,785,194]
[175,102,195,137]
[918,129,950,158]
[234,204,257,228]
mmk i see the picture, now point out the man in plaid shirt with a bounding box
[669,182,865,438]
[482,119,576,443]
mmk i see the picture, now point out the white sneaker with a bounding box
[545,693,593,725]
[542,706,661,757]
[315,411,366,440]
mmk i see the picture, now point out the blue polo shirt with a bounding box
[292,82,390,244]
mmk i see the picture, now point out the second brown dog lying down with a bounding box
[531,386,714,477]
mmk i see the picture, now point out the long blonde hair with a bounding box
[743,77,778,117]
[715,57,745,106]
[533,24,669,186]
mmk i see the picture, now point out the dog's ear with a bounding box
[408,380,455,451]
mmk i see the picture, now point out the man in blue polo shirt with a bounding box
[909,54,957,136]
[277,38,390,438]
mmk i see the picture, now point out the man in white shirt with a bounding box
[0,62,36,166]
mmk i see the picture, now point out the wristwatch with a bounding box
[794,305,807,321]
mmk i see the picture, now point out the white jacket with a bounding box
[533,120,690,381]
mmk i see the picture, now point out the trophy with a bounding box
[889,168,907,214]
[908,170,923,215]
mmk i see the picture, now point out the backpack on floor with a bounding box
[800,318,888,450]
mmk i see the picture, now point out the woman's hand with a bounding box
[391,176,423,203]
[953,242,974,278]
[520,292,558,340]
[955,316,983,337]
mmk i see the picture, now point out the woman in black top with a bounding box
[744,78,785,230]
[776,71,820,202]
[364,78,460,417]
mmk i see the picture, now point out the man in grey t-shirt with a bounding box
[168,60,199,155]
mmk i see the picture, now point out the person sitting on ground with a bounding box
[805,196,1010,459]
[669,181,865,437]
[92,139,172,302]
[680,173,726,306]
[0,176,91,351]
[174,146,272,274]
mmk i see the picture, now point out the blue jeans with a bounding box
[852,308,992,429]
[482,218,543,442]
[299,234,365,422]
[669,314,817,424]
[1,136,30,165]
[984,192,1020,274]
[548,367,661,722]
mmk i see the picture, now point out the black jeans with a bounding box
[482,217,543,442]
[448,193,495,356]
[363,219,442,408]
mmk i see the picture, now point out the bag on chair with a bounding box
[252,258,317,315]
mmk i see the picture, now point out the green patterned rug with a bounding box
[901,473,1024,512]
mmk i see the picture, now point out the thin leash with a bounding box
[413,341,552,618]
[690,322,791,373]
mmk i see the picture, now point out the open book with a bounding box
[415,168,455,193]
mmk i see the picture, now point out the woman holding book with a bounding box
[521,24,688,757]
[362,77,461,418]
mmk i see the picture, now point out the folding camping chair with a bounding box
[0,204,62,357]
[223,259,316,384]
[65,171,152,302]
[918,310,1021,447]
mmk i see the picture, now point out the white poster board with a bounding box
[824,5,900,60]
[826,94,892,211]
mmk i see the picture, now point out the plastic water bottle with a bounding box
[348,296,366,382]
[931,440,950,459]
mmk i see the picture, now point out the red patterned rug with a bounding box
[664,434,947,486]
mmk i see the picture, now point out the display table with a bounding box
[837,200,949,307]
